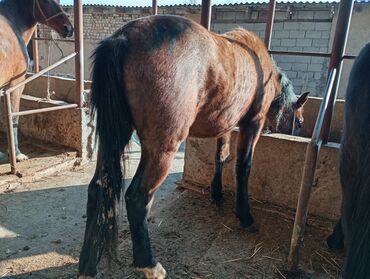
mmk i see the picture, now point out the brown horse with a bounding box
[78,15,308,279]
[0,0,73,162]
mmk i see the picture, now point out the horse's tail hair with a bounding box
[79,34,133,274]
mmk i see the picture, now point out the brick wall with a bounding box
[39,5,201,41]
[36,3,370,98]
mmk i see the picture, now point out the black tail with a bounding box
[79,34,133,276]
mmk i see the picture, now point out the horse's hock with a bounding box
[183,97,343,220]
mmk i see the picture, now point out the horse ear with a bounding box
[295,91,309,109]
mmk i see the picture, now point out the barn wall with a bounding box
[34,3,370,99]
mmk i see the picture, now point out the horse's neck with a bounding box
[0,0,36,44]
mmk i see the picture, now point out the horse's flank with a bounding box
[121,16,280,140]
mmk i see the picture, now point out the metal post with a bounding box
[287,69,337,272]
[321,0,354,143]
[74,0,84,108]
[4,92,16,174]
[32,28,40,73]
[152,0,158,15]
[201,0,212,30]
[264,0,276,49]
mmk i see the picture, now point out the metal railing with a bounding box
[3,52,78,174]
[287,68,337,270]
[3,0,84,174]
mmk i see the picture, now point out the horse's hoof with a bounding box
[78,276,95,279]
[16,153,29,162]
[137,262,167,279]
[241,222,259,233]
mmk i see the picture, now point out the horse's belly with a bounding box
[188,113,239,138]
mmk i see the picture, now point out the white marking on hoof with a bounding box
[78,276,95,279]
[137,262,167,279]
[16,153,29,162]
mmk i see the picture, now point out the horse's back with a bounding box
[97,15,277,142]
[341,42,370,279]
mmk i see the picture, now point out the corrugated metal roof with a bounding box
[62,0,369,8]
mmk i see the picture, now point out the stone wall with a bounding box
[35,3,370,98]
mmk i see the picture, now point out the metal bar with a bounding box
[74,0,84,108]
[269,50,356,60]
[11,104,78,117]
[6,52,77,94]
[264,0,276,49]
[152,0,158,15]
[321,0,354,143]
[4,92,17,174]
[32,28,40,73]
[287,68,337,272]
[269,50,331,58]
[32,37,75,43]
[342,54,356,60]
[201,0,212,30]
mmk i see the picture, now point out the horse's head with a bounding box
[33,0,73,38]
[267,68,309,135]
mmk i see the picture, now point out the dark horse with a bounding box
[326,43,370,278]
[78,15,308,279]
[0,0,73,162]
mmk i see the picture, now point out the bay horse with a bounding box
[326,43,370,278]
[78,15,308,279]
[0,0,73,162]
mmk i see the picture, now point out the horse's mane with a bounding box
[273,61,297,112]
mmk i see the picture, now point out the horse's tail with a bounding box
[79,34,133,274]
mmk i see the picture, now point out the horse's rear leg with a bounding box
[211,133,230,205]
[235,119,264,231]
[126,142,180,279]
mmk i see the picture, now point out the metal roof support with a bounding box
[152,0,158,15]
[322,0,354,143]
[201,0,212,30]
[287,0,354,272]
[264,0,276,49]
[74,0,84,108]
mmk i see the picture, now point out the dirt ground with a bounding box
[0,142,343,279]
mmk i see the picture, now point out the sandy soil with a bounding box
[0,143,343,279]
